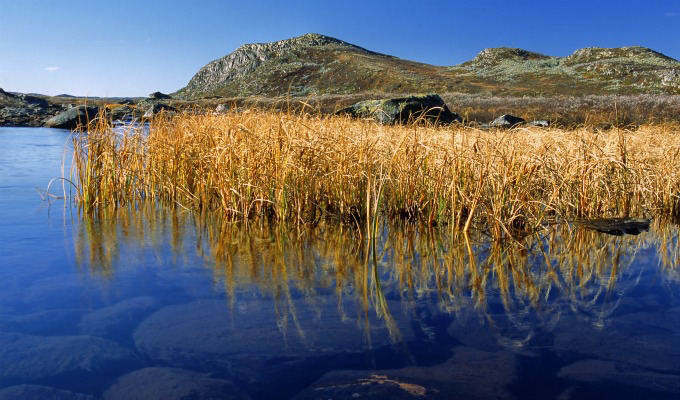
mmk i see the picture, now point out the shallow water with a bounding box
[0,127,678,399]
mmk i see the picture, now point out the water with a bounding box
[0,127,678,399]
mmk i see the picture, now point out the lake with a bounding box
[0,127,678,399]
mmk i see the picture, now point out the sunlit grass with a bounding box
[70,109,680,239]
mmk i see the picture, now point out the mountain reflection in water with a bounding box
[67,206,680,399]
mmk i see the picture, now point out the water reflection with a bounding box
[74,206,680,351]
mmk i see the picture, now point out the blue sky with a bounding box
[1,0,678,97]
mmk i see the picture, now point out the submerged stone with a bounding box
[79,296,158,339]
[294,346,518,399]
[558,359,680,395]
[0,385,95,400]
[133,298,415,373]
[0,332,140,385]
[337,94,462,125]
[103,367,249,400]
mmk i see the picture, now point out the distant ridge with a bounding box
[175,34,680,98]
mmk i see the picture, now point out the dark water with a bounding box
[0,127,678,400]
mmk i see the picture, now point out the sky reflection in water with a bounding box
[0,127,678,400]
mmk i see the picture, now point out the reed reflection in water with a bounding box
[73,205,680,349]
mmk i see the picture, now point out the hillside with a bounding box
[175,33,680,99]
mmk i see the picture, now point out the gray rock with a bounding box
[337,94,462,125]
[142,103,177,119]
[558,359,680,395]
[45,105,99,129]
[490,114,525,128]
[294,346,518,399]
[214,103,230,113]
[0,332,140,385]
[109,105,137,121]
[527,120,550,127]
[79,296,158,338]
[103,367,249,400]
[148,91,171,100]
[118,98,135,105]
[18,94,49,108]
[0,385,95,400]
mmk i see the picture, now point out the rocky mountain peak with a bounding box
[564,46,677,65]
[176,33,372,98]
[468,47,552,67]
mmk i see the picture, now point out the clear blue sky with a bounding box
[1,0,678,97]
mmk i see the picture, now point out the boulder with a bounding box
[337,94,462,125]
[45,105,99,129]
[103,367,249,400]
[489,114,525,128]
[0,385,95,400]
[527,120,550,127]
[143,103,177,119]
[118,98,135,105]
[148,91,172,100]
[109,105,137,121]
[214,103,230,113]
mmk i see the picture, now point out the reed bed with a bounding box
[71,110,680,238]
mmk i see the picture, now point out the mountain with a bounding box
[175,33,680,99]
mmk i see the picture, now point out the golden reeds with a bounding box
[71,110,680,237]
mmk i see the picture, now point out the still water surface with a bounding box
[0,127,678,399]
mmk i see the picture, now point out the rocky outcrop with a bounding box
[338,94,462,125]
[45,105,100,129]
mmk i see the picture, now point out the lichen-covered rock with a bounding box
[338,94,461,125]
[45,105,99,129]
[103,367,249,400]
[489,114,525,128]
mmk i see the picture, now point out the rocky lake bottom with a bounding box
[0,127,678,399]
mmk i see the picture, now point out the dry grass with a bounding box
[70,110,680,239]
